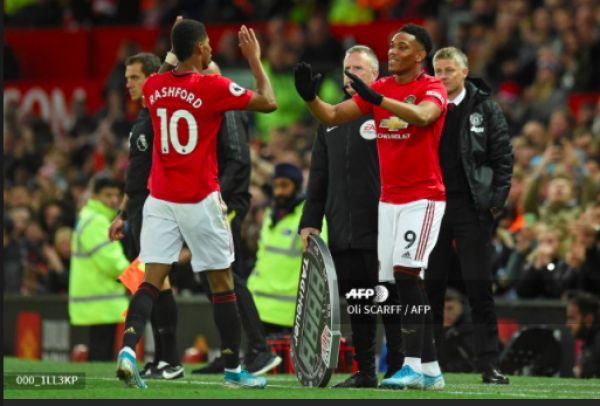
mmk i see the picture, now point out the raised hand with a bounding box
[293,62,322,102]
[238,25,260,61]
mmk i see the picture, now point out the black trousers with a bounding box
[88,323,117,361]
[425,197,500,371]
[333,249,404,375]
[126,193,148,257]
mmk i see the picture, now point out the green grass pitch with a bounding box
[4,357,600,399]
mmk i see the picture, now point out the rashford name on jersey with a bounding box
[147,86,203,109]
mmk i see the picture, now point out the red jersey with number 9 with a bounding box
[352,72,447,204]
[142,71,253,203]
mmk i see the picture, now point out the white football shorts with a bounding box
[140,192,234,272]
[378,199,446,282]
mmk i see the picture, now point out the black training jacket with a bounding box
[299,115,380,253]
[125,108,153,197]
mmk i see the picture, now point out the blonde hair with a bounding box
[433,46,469,68]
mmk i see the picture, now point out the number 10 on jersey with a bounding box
[157,108,198,155]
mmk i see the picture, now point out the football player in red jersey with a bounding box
[294,24,447,390]
[116,19,276,389]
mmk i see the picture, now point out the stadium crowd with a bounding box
[3,0,600,310]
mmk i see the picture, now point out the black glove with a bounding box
[344,70,383,105]
[293,62,322,102]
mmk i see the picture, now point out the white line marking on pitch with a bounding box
[85,377,599,397]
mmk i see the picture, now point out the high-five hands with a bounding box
[238,25,260,61]
[293,62,322,102]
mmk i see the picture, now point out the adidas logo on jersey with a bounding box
[124,327,136,335]
[402,251,412,259]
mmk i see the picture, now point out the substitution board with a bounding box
[291,235,341,387]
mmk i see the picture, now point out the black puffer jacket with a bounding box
[458,79,513,211]
[299,115,380,253]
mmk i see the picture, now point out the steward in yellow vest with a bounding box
[69,177,129,360]
[248,163,327,329]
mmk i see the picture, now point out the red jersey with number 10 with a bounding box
[353,72,447,204]
[143,71,253,203]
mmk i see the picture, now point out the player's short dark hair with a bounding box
[399,24,433,56]
[172,19,208,61]
[92,176,122,194]
[125,52,161,76]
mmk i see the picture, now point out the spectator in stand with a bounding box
[566,292,600,378]
[484,12,523,90]
[592,98,600,136]
[6,206,31,292]
[571,4,600,91]
[213,30,249,70]
[522,50,567,122]
[523,6,558,50]
[65,174,91,213]
[573,101,596,136]
[497,222,537,298]
[300,12,344,75]
[524,173,580,235]
[522,120,550,161]
[547,109,574,144]
[20,220,49,294]
[501,169,528,232]
[4,216,23,293]
[4,123,44,187]
[39,200,68,238]
[573,129,597,165]
[495,81,526,135]
[68,91,97,138]
[578,203,600,295]
[43,226,72,293]
[438,288,475,373]
[515,225,579,299]
[511,137,536,172]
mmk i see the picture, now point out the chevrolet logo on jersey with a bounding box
[380,116,409,131]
